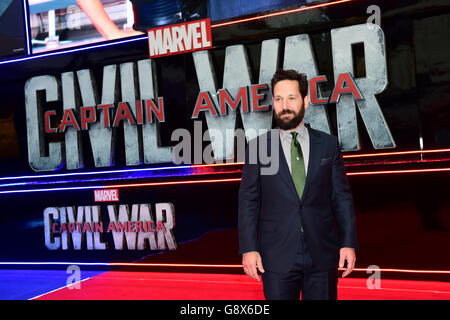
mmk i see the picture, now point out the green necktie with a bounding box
[290,131,306,201]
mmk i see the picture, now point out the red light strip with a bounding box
[104,177,241,189]
[348,267,450,274]
[191,162,243,168]
[211,0,353,28]
[345,158,450,167]
[347,167,450,176]
[343,148,450,159]
[101,167,450,190]
[169,149,450,169]
[2,261,449,274]
[98,263,450,274]
[110,263,242,268]
[120,149,450,173]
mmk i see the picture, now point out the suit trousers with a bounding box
[261,233,338,300]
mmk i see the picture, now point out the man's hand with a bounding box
[339,247,356,277]
[242,251,265,281]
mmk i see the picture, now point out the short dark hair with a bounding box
[271,69,308,98]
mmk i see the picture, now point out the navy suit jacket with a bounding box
[238,124,358,273]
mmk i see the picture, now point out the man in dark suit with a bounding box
[238,69,358,300]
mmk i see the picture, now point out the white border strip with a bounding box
[28,277,91,300]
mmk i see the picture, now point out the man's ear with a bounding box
[304,95,310,110]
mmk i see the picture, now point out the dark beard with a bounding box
[274,104,305,130]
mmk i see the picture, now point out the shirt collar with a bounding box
[280,121,307,140]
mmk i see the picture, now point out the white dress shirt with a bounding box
[279,121,310,176]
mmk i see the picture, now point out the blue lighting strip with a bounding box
[0,261,110,266]
[0,167,197,188]
[0,163,243,194]
[0,185,102,195]
[0,164,192,181]
[0,35,148,66]
[23,0,31,55]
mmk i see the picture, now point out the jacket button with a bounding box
[300,204,304,210]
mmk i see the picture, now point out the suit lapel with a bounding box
[301,125,322,202]
[275,130,299,201]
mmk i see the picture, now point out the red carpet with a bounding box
[33,272,450,300]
